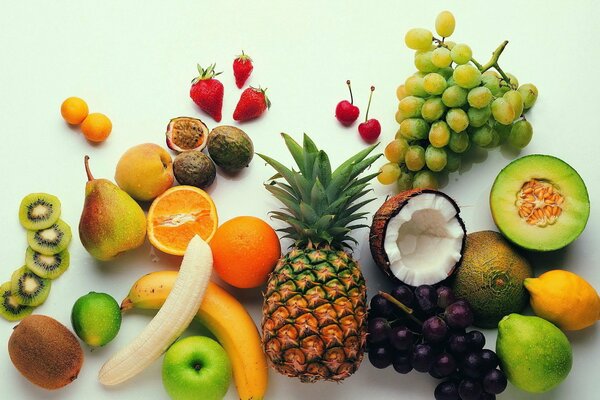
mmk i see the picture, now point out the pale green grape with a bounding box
[470,124,493,147]
[429,121,451,147]
[507,73,519,88]
[503,90,524,120]
[445,41,456,50]
[467,105,492,127]
[404,75,428,97]
[467,86,493,108]
[483,128,501,148]
[431,47,452,68]
[445,150,461,172]
[453,64,482,89]
[446,108,469,132]
[384,138,410,163]
[396,84,408,101]
[405,28,433,50]
[412,170,439,189]
[399,118,430,140]
[415,51,438,73]
[395,110,407,124]
[413,71,427,78]
[448,130,470,153]
[423,73,448,95]
[481,73,503,96]
[421,97,446,122]
[435,11,456,37]
[491,98,515,125]
[378,162,402,185]
[398,96,426,118]
[405,145,426,171]
[518,83,538,109]
[508,120,533,149]
[437,66,454,80]
[450,43,472,65]
[396,170,414,191]
[442,85,468,107]
[494,121,511,144]
[425,145,447,172]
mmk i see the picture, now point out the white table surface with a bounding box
[2,1,599,399]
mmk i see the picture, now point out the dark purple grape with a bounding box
[423,316,449,343]
[368,345,393,369]
[445,301,474,329]
[483,369,507,394]
[466,330,486,350]
[415,285,437,315]
[389,325,414,351]
[392,353,413,374]
[367,317,391,343]
[391,284,414,307]
[447,333,469,355]
[436,286,456,309]
[434,380,460,400]
[458,378,483,400]
[430,352,457,378]
[480,349,499,371]
[462,351,485,379]
[369,294,394,318]
[480,393,496,400]
[411,343,435,372]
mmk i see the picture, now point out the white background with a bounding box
[1,1,599,399]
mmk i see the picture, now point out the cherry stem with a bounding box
[379,291,423,325]
[84,155,94,181]
[346,80,354,105]
[364,86,375,122]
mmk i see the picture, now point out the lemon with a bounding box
[524,270,600,331]
[71,292,121,346]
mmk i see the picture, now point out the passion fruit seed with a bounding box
[516,179,564,227]
[168,117,208,151]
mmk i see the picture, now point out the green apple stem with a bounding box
[84,155,94,181]
[364,86,375,122]
[379,291,423,325]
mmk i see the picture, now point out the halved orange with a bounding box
[147,186,218,256]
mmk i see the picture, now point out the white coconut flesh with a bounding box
[383,193,464,286]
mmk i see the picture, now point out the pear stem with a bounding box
[364,86,375,122]
[346,80,354,105]
[84,155,94,181]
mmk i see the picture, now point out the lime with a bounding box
[71,292,121,347]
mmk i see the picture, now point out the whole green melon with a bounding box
[207,126,254,172]
[450,230,532,328]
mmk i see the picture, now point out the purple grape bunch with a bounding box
[367,284,507,399]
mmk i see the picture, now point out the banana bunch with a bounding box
[121,270,268,400]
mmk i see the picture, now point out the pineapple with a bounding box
[259,133,381,382]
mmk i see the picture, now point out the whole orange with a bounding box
[81,112,112,142]
[61,97,89,125]
[210,216,281,288]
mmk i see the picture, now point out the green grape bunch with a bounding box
[379,10,538,190]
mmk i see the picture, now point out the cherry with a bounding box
[358,86,381,143]
[335,80,360,126]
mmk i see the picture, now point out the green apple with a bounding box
[162,336,231,400]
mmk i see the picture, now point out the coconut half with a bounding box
[370,189,466,286]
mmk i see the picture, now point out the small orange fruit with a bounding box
[210,216,281,288]
[147,186,218,256]
[61,97,89,125]
[81,113,112,142]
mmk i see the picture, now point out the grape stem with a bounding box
[379,291,423,325]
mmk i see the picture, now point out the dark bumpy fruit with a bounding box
[207,126,254,172]
[173,151,216,189]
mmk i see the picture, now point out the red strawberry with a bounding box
[190,63,224,122]
[233,87,271,122]
[233,51,253,89]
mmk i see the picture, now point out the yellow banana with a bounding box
[121,270,268,400]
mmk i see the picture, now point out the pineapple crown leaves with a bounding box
[191,63,222,84]
[258,133,381,249]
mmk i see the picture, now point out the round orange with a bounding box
[81,112,112,142]
[147,186,218,256]
[61,97,89,125]
[210,216,281,288]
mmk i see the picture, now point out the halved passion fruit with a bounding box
[370,189,466,286]
[166,117,209,152]
[490,154,590,251]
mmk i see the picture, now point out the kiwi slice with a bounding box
[0,281,34,321]
[10,266,51,307]
[19,193,61,230]
[27,219,72,255]
[25,247,70,280]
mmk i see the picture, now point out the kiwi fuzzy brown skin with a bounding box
[8,314,84,390]
[369,189,466,285]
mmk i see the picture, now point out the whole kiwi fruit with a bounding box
[8,314,84,390]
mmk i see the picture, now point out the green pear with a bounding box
[79,156,147,261]
[496,313,572,393]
